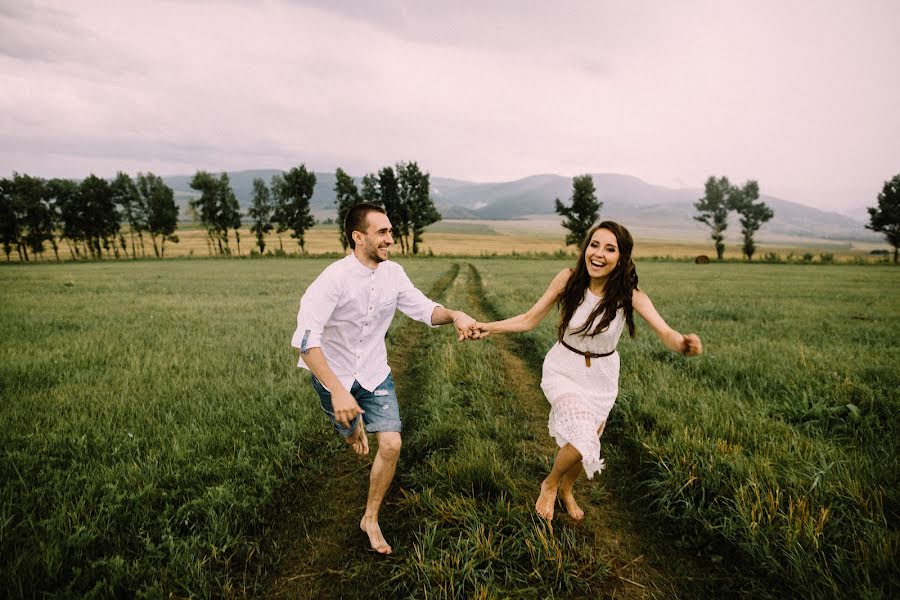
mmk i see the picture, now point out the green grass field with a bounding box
[1,258,898,598]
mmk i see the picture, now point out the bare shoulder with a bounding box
[553,267,574,285]
[549,268,573,293]
[631,287,652,308]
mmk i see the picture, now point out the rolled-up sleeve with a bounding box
[395,266,441,327]
[291,274,341,353]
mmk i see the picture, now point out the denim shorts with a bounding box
[310,373,402,437]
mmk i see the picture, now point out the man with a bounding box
[291,202,475,554]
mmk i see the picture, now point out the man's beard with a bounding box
[365,243,386,263]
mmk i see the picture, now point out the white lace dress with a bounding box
[540,289,625,478]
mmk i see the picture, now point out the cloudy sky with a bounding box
[1,0,898,214]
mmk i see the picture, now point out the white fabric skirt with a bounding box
[540,342,620,479]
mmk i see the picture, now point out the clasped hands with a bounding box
[451,312,491,341]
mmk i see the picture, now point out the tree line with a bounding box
[0,172,178,262]
[0,162,442,261]
[243,161,439,256]
[553,173,775,260]
[555,170,900,263]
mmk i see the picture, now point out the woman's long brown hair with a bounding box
[556,221,638,341]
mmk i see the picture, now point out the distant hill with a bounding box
[163,169,879,242]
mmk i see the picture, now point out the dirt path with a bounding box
[461,264,681,600]
[462,263,755,599]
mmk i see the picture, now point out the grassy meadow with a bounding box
[1,257,898,598]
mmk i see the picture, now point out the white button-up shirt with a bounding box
[291,253,441,392]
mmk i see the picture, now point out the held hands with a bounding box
[451,312,477,341]
[681,333,703,356]
[467,322,491,340]
[450,312,492,341]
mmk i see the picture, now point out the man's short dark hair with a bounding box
[345,203,387,249]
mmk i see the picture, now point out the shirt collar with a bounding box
[347,251,380,276]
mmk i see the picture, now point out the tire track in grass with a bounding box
[460,264,676,599]
[465,262,746,599]
[262,264,461,599]
[466,262,768,599]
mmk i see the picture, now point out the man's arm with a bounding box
[431,306,477,341]
[298,347,363,428]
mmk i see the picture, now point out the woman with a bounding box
[470,221,702,521]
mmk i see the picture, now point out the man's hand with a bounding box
[452,311,477,341]
[332,387,364,428]
[681,333,703,356]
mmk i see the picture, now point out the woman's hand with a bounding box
[468,322,492,340]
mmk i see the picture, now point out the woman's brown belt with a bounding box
[559,339,615,367]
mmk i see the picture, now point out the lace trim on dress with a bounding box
[547,393,606,479]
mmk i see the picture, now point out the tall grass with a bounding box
[3,258,897,597]
[0,259,448,597]
[472,259,900,599]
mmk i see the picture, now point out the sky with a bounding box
[1,0,898,216]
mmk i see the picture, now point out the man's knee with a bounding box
[377,432,402,459]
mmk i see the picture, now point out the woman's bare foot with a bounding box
[360,515,392,554]
[535,479,558,521]
[560,490,585,520]
[346,419,369,456]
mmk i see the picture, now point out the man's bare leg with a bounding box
[536,443,582,521]
[558,420,606,520]
[343,417,369,456]
[360,431,401,554]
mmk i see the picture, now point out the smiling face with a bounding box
[584,227,620,280]
[353,211,394,267]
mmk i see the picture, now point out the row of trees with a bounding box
[1,161,444,261]
[693,176,773,260]
[0,172,178,262]
[243,161,440,256]
[553,173,775,261]
[553,170,900,264]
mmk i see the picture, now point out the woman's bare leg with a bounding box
[558,420,606,520]
[536,443,583,521]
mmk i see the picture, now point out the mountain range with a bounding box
[164,170,879,242]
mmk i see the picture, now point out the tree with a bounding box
[334,167,361,251]
[377,167,401,250]
[110,172,143,259]
[397,162,440,254]
[217,173,242,255]
[272,165,316,253]
[48,178,86,259]
[555,174,601,247]
[730,180,773,260]
[12,173,56,261]
[867,173,900,264]
[360,173,380,204]
[77,174,119,259]
[694,176,733,260]
[0,178,17,261]
[189,170,223,255]
[248,177,274,254]
[137,173,178,257]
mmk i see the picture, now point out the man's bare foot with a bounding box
[346,419,369,456]
[360,515,392,554]
[535,479,558,521]
[560,490,585,520]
